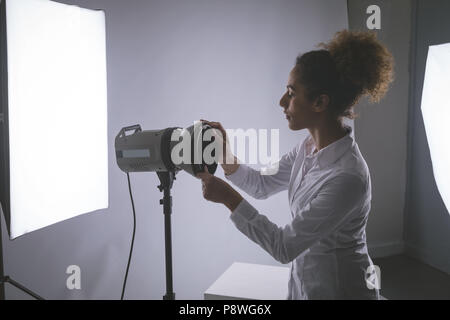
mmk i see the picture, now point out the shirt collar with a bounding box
[303,125,354,169]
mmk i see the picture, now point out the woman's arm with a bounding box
[222,155,240,176]
[229,173,367,264]
[224,145,298,200]
[200,119,299,200]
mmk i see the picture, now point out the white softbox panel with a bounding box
[421,42,450,215]
[3,0,108,238]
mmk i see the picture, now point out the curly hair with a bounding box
[295,30,394,119]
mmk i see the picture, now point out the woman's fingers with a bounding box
[198,166,214,200]
[200,119,224,131]
[199,119,231,162]
[200,120,227,139]
[210,128,224,142]
[196,165,211,180]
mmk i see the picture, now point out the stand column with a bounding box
[157,171,176,300]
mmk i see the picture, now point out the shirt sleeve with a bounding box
[229,173,367,264]
[224,142,300,200]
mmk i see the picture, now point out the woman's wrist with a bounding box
[222,164,240,176]
[221,155,240,176]
[222,187,243,212]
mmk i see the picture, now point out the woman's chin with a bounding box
[288,121,303,131]
[287,120,295,129]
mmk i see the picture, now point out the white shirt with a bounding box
[224,126,379,300]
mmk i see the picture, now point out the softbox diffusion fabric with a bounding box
[4,0,108,238]
[421,42,450,215]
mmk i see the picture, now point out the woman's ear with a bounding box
[313,94,330,113]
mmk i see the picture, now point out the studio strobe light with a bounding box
[115,121,219,300]
[115,121,218,176]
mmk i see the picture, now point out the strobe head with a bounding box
[115,121,218,177]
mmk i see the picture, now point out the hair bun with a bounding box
[320,30,394,103]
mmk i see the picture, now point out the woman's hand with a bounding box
[200,119,240,175]
[197,166,243,212]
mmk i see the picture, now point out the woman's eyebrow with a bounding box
[287,85,296,91]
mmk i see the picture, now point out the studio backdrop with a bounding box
[1,0,348,299]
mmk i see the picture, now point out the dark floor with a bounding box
[372,254,450,300]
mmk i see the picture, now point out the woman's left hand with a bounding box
[197,166,243,212]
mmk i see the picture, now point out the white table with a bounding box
[204,261,388,300]
[204,262,290,300]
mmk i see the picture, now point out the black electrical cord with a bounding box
[121,172,137,300]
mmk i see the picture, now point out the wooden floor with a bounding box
[372,254,450,300]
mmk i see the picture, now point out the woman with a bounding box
[197,30,394,300]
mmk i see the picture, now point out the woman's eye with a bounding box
[288,91,294,97]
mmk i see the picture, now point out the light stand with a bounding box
[156,171,177,300]
[115,122,217,300]
[0,276,44,300]
[0,216,44,300]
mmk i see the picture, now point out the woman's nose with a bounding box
[279,93,287,108]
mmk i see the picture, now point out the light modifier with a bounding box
[0,0,108,239]
[421,42,450,215]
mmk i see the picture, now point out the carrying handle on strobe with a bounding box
[118,124,142,138]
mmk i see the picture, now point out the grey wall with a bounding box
[347,0,411,257]
[404,0,450,274]
[1,0,348,299]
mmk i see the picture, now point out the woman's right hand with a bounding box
[200,119,240,176]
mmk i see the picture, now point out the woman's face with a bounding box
[279,66,318,131]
